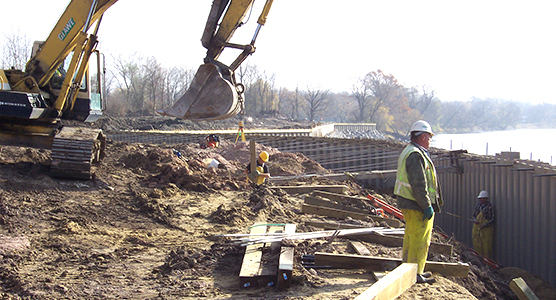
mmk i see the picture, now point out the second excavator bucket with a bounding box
[158,63,242,121]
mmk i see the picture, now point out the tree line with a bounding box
[2,33,555,135]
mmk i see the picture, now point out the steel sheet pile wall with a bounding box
[434,155,556,287]
[251,136,401,187]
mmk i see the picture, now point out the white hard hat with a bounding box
[410,120,434,136]
[477,190,489,199]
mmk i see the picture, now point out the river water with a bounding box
[431,128,555,166]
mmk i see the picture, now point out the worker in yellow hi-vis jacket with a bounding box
[394,120,443,284]
[472,190,495,258]
[244,151,271,185]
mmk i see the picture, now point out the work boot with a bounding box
[416,274,436,284]
[421,271,432,278]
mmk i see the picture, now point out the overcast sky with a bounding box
[2,0,556,104]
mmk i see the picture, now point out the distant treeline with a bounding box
[92,54,554,136]
[3,39,553,135]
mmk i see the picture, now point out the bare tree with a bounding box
[162,66,195,109]
[1,30,31,70]
[111,53,146,115]
[143,56,164,115]
[351,77,371,122]
[303,87,330,122]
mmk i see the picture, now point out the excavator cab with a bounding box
[158,0,274,121]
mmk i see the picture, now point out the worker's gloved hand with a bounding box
[423,206,434,221]
[247,170,260,183]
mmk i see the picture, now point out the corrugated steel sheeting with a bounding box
[435,155,556,287]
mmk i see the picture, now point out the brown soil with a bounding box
[0,116,554,299]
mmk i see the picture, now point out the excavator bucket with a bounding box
[158,63,242,121]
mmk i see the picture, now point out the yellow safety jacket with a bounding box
[394,143,440,207]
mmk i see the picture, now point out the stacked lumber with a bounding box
[302,192,404,228]
[237,223,296,289]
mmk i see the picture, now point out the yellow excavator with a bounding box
[0,0,273,179]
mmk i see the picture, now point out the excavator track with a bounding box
[50,127,106,180]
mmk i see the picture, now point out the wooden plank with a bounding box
[346,232,453,256]
[313,190,372,207]
[277,224,296,290]
[301,203,403,228]
[249,140,256,174]
[305,220,368,230]
[271,170,397,182]
[314,252,469,278]
[509,277,540,300]
[239,224,267,288]
[305,195,371,214]
[272,185,348,195]
[354,263,417,300]
[257,226,282,287]
[350,241,371,256]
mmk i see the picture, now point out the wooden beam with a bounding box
[509,277,540,300]
[305,220,368,230]
[347,233,453,256]
[249,140,256,173]
[304,195,372,214]
[354,263,417,300]
[302,203,403,228]
[314,252,469,278]
[277,224,296,290]
[313,190,372,207]
[350,241,371,256]
[239,224,267,288]
[272,185,348,195]
[257,225,282,287]
[270,170,396,183]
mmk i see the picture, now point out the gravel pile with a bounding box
[325,129,388,140]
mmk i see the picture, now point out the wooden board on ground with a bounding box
[346,232,453,256]
[313,190,373,207]
[239,223,267,288]
[509,277,540,300]
[350,241,371,256]
[272,185,348,195]
[314,252,469,278]
[277,224,296,290]
[257,225,283,287]
[305,220,369,230]
[304,195,371,214]
[354,263,417,300]
[302,203,403,228]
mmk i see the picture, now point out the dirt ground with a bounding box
[0,116,555,299]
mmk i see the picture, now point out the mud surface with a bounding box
[0,116,554,299]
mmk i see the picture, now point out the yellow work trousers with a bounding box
[472,212,494,258]
[401,208,434,274]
